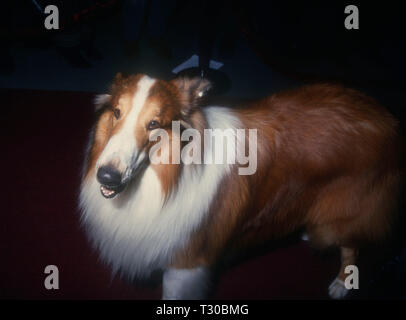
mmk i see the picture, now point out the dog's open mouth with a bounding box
[100,184,126,199]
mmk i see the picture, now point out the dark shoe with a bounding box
[83,43,103,60]
[56,46,92,69]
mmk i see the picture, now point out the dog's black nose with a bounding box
[97,166,122,187]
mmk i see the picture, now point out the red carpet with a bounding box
[0,89,339,299]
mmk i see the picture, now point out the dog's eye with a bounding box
[113,108,121,119]
[147,120,160,130]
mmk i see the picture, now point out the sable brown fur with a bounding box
[171,84,403,269]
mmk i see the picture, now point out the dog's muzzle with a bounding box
[96,165,126,199]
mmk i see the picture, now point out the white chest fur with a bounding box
[79,107,241,279]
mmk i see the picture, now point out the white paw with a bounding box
[301,233,309,241]
[328,278,349,299]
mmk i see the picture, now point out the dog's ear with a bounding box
[94,94,111,111]
[111,72,126,92]
[115,72,123,80]
[171,77,212,117]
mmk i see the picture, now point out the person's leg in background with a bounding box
[146,0,177,59]
[123,0,147,57]
[52,0,94,68]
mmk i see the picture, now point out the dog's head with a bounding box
[84,73,211,199]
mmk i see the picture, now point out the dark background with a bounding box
[0,0,405,299]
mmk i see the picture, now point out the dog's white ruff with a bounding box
[80,105,242,280]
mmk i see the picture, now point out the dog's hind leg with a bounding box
[328,247,358,299]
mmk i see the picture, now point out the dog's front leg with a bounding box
[162,267,212,300]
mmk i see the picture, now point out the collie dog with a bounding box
[80,73,402,299]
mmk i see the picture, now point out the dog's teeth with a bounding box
[100,185,117,198]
